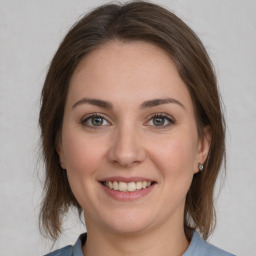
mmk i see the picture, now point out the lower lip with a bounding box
[100,183,155,201]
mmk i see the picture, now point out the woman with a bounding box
[39,1,235,255]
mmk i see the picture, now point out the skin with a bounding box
[57,40,211,256]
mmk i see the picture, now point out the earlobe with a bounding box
[56,133,66,170]
[195,126,212,173]
[198,162,204,172]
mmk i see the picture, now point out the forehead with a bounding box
[68,40,193,110]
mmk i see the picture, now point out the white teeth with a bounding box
[113,181,118,190]
[128,182,136,192]
[119,182,127,192]
[136,182,142,190]
[104,181,152,192]
[108,181,113,189]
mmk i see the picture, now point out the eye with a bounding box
[81,113,110,128]
[146,113,175,128]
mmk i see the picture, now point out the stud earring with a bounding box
[198,163,204,172]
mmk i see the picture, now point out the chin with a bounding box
[97,209,154,235]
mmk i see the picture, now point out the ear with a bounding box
[56,132,66,170]
[194,125,211,173]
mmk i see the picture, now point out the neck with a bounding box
[82,217,189,256]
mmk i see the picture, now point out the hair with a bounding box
[39,0,225,241]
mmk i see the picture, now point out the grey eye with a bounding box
[153,116,166,126]
[91,116,104,126]
[81,114,110,127]
[146,114,175,128]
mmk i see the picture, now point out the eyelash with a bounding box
[80,113,175,129]
[80,113,110,129]
[146,113,175,128]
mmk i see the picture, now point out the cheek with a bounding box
[149,131,198,184]
[62,128,106,176]
[61,129,107,206]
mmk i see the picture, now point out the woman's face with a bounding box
[58,41,210,235]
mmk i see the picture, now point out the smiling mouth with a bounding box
[102,181,154,192]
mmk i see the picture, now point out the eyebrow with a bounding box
[72,98,113,109]
[72,97,185,110]
[140,98,185,109]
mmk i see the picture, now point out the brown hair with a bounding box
[39,0,225,241]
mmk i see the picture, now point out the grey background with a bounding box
[0,0,255,255]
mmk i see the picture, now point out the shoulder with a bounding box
[204,242,235,256]
[183,231,236,256]
[43,233,86,256]
[43,245,73,256]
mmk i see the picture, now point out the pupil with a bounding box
[92,117,103,126]
[154,117,164,126]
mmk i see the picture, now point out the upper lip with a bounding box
[99,176,155,183]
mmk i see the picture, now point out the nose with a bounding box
[107,124,146,168]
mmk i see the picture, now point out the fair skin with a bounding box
[57,40,211,256]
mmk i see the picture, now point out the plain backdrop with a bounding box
[0,0,255,255]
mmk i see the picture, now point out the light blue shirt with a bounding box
[44,231,235,256]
